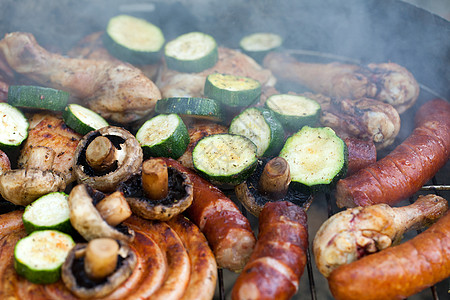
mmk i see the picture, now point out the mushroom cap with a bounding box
[61,241,137,299]
[68,184,135,242]
[0,169,66,206]
[235,159,313,217]
[74,126,143,192]
[119,167,193,221]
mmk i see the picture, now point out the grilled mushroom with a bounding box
[118,158,193,221]
[62,238,137,299]
[235,157,313,216]
[68,184,134,242]
[74,126,143,192]
[0,146,66,206]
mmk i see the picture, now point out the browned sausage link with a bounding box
[232,201,308,300]
[336,98,450,207]
[162,158,256,272]
[328,209,450,300]
[344,137,377,176]
[167,215,218,300]
[0,210,24,236]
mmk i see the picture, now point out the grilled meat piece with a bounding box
[313,194,448,277]
[156,47,277,103]
[0,32,161,124]
[264,52,419,114]
[305,93,401,149]
[18,112,82,184]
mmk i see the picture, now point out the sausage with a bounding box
[162,158,256,272]
[344,137,377,176]
[336,98,450,207]
[167,215,218,300]
[231,201,308,300]
[328,208,450,300]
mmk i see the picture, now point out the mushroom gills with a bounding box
[62,240,136,298]
[77,133,124,177]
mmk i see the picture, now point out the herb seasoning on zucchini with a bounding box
[104,14,165,65]
[0,102,29,150]
[204,73,261,108]
[14,230,75,284]
[164,32,218,73]
[136,113,190,159]
[155,97,224,122]
[192,133,258,187]
[265,94,321,131]
[279,126,347,193]
[22,192,73,234]
[229,107,284,157]
[8,85,69,111]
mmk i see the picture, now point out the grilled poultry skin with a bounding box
[304,93,401,149]
[263,52,419,114]
[156,47,277,102]
[18,112,82,184]
[313,194,448,277]
[0,32,161,124]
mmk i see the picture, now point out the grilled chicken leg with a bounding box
[0,32,161,124]
[304,93,401,149]
[313,194,448,277]
[264,52,419,114]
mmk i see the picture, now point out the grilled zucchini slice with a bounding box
[239,32,283,63]
[229,107,284,157]
[104,14,165,65]
[164,32,218,73]
[136,113,190,159]
[22,192,73,234]
[204,73,261,108]
[63,104,109,135]
[8,85,69,111]
[265,94,321,131]
[155,97,224,122]
[192,133,257,187]
[0,102,29,150]
[14,230,75,284]
[279,126,347,193]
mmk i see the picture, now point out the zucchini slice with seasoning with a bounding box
[239,32,283,63]
[8,85,69,111]
[229,107,284,157]
[265,94,321,131]
[155,97,224,122]
[136,113,190,159]
[104,14,165,65]
[0,102,29,150]
[14,230,75,284]
[63,103,109,135]
[22,192,73,234]
[192,133,258,187]
[164,31,218,73]
[204,73,261,108]
[279,126,348,193]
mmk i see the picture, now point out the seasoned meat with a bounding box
[0,32,161,124]
[264,52,419,114]
[18,112,82,184]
